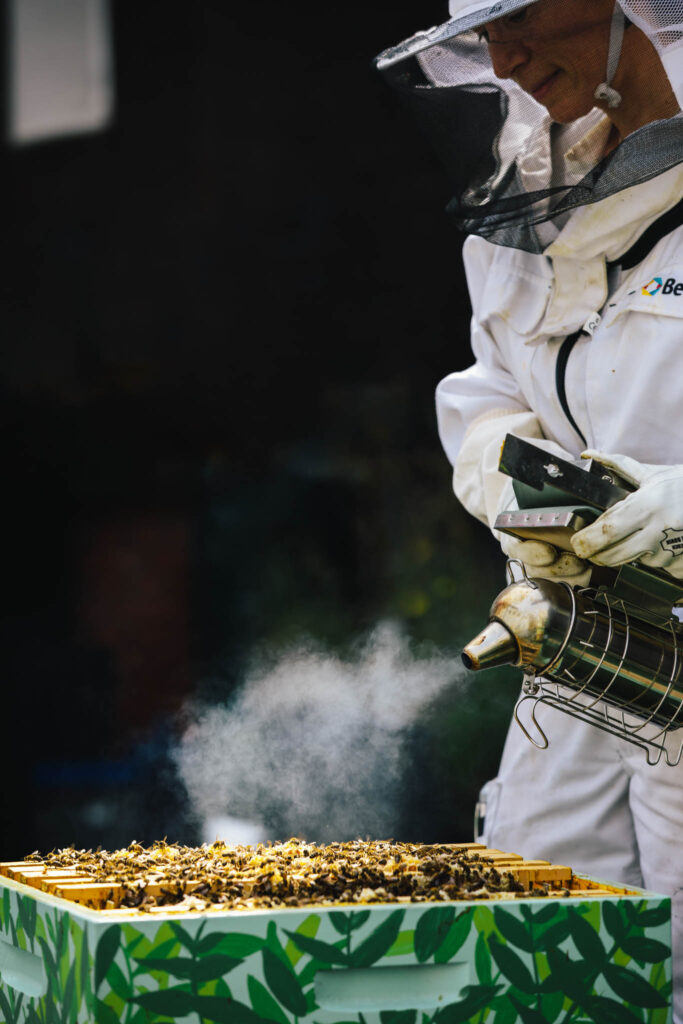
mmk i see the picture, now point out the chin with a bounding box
[545,95,599,124]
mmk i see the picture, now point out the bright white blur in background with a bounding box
[7,0,114,145]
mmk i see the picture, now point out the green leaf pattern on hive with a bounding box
[0,885,673,1023]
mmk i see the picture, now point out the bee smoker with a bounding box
[462,435,683,765]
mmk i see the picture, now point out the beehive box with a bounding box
[0,842,672,1024]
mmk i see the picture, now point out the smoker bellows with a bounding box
[462,436,683,765]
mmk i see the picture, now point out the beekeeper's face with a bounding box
[479,0,616,122]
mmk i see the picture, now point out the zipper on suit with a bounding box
[555,328,587,446]
[553,202,683,452]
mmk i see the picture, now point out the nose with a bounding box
[486,37,531,80]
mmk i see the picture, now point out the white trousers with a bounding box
[480,699,683,1024]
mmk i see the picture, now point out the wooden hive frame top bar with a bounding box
[0,839,637,916]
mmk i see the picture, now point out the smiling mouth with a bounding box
[529,69,561,101]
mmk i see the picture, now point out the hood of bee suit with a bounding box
[620,0,683,110]
[374,0,683,254]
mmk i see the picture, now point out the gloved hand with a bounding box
[571,451,683,578]
[499,531,592,585]
[452,407,592,584]
[496,479,592,585]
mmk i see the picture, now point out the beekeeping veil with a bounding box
[375,0,683,252]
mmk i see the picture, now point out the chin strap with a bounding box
[594,1,625,109]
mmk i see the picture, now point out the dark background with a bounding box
[1,0,517,857]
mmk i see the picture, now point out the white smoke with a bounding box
[174,622,462,842]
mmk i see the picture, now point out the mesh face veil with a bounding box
[375,0,683,252]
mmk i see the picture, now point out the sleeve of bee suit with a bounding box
[436,238,572,528]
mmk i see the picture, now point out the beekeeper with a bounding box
[376,0,683,1018]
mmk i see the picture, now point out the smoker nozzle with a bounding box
[461,569,683,759]
[462,620,519,671]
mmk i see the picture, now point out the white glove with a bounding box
[452,408,592,584]
[571,451,683,578]
[496,479,592,585]
[499,531,592,585]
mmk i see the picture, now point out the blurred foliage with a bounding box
[1,0,512,852]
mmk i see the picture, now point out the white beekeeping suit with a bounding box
[377,1,683,1020]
